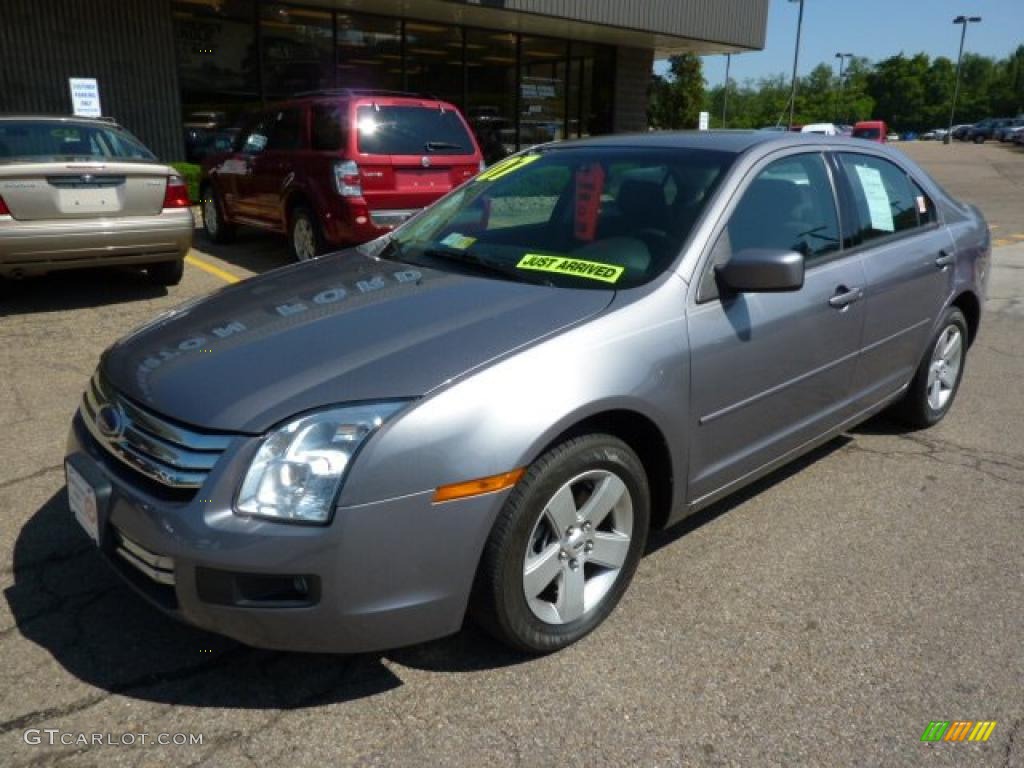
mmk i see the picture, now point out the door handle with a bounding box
[935,250,955,268]
[828,286,863,309]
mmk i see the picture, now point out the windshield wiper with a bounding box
[422,247,553,286]
[425,141,465,152]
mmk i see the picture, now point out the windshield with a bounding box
[356,105,475,155]
[0,121,156,163]
[377,147,733,289]
[852,127,881,139]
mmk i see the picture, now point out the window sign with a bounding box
[853,164,895,232]
[69,78,102,118]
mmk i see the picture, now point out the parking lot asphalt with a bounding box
[1,141,1022,767]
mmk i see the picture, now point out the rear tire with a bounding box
[146,259,184,287]
[289,206,324,262]
[472,434,650,654]
[892,307,968,428]
[201,185,235,244]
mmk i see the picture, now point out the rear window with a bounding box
[0,121,156,163]
[356,105,475,156]
[852,127,881,139]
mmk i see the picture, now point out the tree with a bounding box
[648,54,705,129]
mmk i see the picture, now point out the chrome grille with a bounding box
[80,370,233,489]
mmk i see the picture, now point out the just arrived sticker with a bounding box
[516,254,624,284]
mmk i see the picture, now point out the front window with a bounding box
[377,147,733,290]
[0,121,156,163]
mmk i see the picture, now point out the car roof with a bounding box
[0,114,121,127]
[548,130,845,156]
[269,90,461,110]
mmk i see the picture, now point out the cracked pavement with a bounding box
[1,145,1022,767]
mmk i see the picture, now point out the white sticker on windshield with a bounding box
[854,165,894,232]
[440,232,476,250]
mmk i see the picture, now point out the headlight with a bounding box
[236,402,407,524]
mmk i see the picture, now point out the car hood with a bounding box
[101,250,612,433]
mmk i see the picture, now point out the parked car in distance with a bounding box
[1002,124,1024,144]
[1014,127,1024,146]
[67,131,990,654]
[901,132,918,142]
[951,124,973,141]
[836,124,854,137]
[200,89,484,262]
[184,111,231,162]
[920,128,948,141]
[995,118,1024,142]
[801,123,838,136]
[0,116,191,285]
[966,118,1014,143]
[852,120,888,142]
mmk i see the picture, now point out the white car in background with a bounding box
[800,123,838,136]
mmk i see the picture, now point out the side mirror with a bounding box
[715,248,805,293]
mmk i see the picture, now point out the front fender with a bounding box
[338,283,691,510]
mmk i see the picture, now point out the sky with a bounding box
[656,0,1023,86]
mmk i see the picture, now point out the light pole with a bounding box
[833,52,853,123]
[946,15,981,144]
[722,53,732,127]
[787,0,805,130]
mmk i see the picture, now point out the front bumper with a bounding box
[66,412,507,653]
[0,209,192,276]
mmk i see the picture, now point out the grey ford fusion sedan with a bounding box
[66,132,989,653]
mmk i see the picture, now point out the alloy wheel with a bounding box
[203,195,218,236]
[522,470,634,625]
[926,324,963,411]
[293,217,315,261]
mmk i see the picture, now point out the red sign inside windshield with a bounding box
[574,163,605,242]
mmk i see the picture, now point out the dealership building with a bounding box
[2,0,768,160]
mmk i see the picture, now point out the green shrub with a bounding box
[169,162,201,204]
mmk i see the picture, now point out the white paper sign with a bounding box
[853,164,894,232]
[698,111,710,131]
[69,78,102,118]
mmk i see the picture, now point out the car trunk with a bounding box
[0,161,170,220]
[350,102,479,215]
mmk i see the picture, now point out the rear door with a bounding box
[833,151,954,406]
[219,114,270,221]
[0,121,168,220]
[687,151,866,504]
[351,100,480,226]
[244,106,306,229]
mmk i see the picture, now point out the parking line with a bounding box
[185,253,241,284]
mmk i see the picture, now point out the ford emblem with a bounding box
[95,404,126,439]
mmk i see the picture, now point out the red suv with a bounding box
[200,90,484,261]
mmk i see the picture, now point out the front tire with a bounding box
[893,307,968,428]
[472,434,650,654]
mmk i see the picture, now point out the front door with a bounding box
[687,151,866,505]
